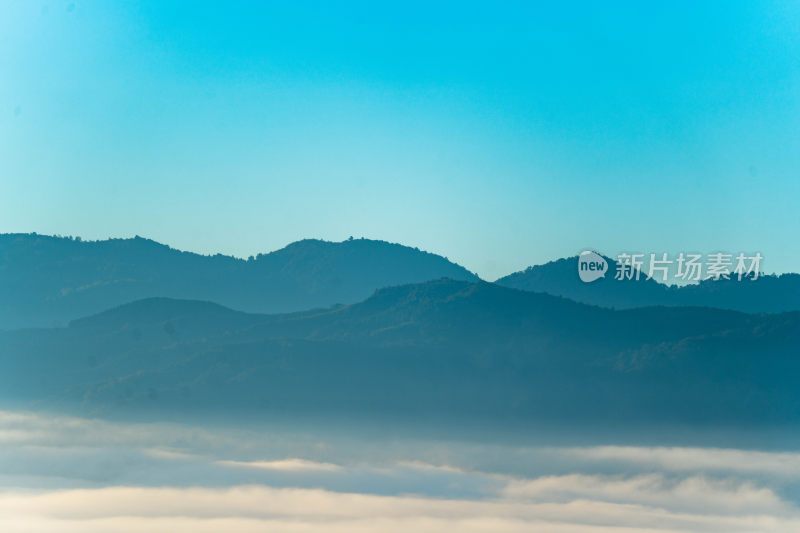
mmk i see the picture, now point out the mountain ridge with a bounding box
[2,278,797,427]
[0,233,479,329]
[496,254,800,313]
[3,233,798,331]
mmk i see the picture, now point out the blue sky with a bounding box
[1,1,798,279]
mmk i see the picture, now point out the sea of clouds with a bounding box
[1,410,799,532]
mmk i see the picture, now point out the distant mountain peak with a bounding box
[496,255,800,313]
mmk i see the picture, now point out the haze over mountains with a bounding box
[1,233,798,430]
[1,279,797,428]
[2,234,799,331]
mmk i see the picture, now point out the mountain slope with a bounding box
[0,233,479,329]
[1,279,797,427]
[496,255,800,313]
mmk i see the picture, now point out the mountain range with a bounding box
[2,279,797,428]
[2,234,798,330]
[496,255,800,313]
[0,233,478,329]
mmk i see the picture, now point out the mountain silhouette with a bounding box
[2,279,797,428]
[496,255,800,313]
[0,233,479,329]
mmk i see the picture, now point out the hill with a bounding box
[1,279,797,428]
[0,233,479,329]
[495,255,800,313]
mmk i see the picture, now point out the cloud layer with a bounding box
[1,481,798,533]
[1,410,800,532]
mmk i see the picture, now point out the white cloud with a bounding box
[216,458,343,472]
[393,460,465,474]
[503,473,785,515]
[3,410,800,532]
[0,483,797,533]
[560,446,800,477]
[142,447,203,461]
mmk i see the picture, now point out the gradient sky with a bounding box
[1,1,798,279]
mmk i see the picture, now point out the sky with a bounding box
[1,1,798,280]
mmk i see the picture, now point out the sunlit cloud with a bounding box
[560,446,800,477]
[142,447,203,461]
[503,473,786,515]
[393,460,465,474]
[0,483,798,533]
[2,410,800,532]
[216,459,343,472]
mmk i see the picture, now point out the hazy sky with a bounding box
[1,1,798,279]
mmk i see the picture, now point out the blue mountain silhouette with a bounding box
[2,279,797,429]
[0,233,478,329]
[496,255,800,313]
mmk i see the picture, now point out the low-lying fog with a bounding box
[1,409,800,532]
